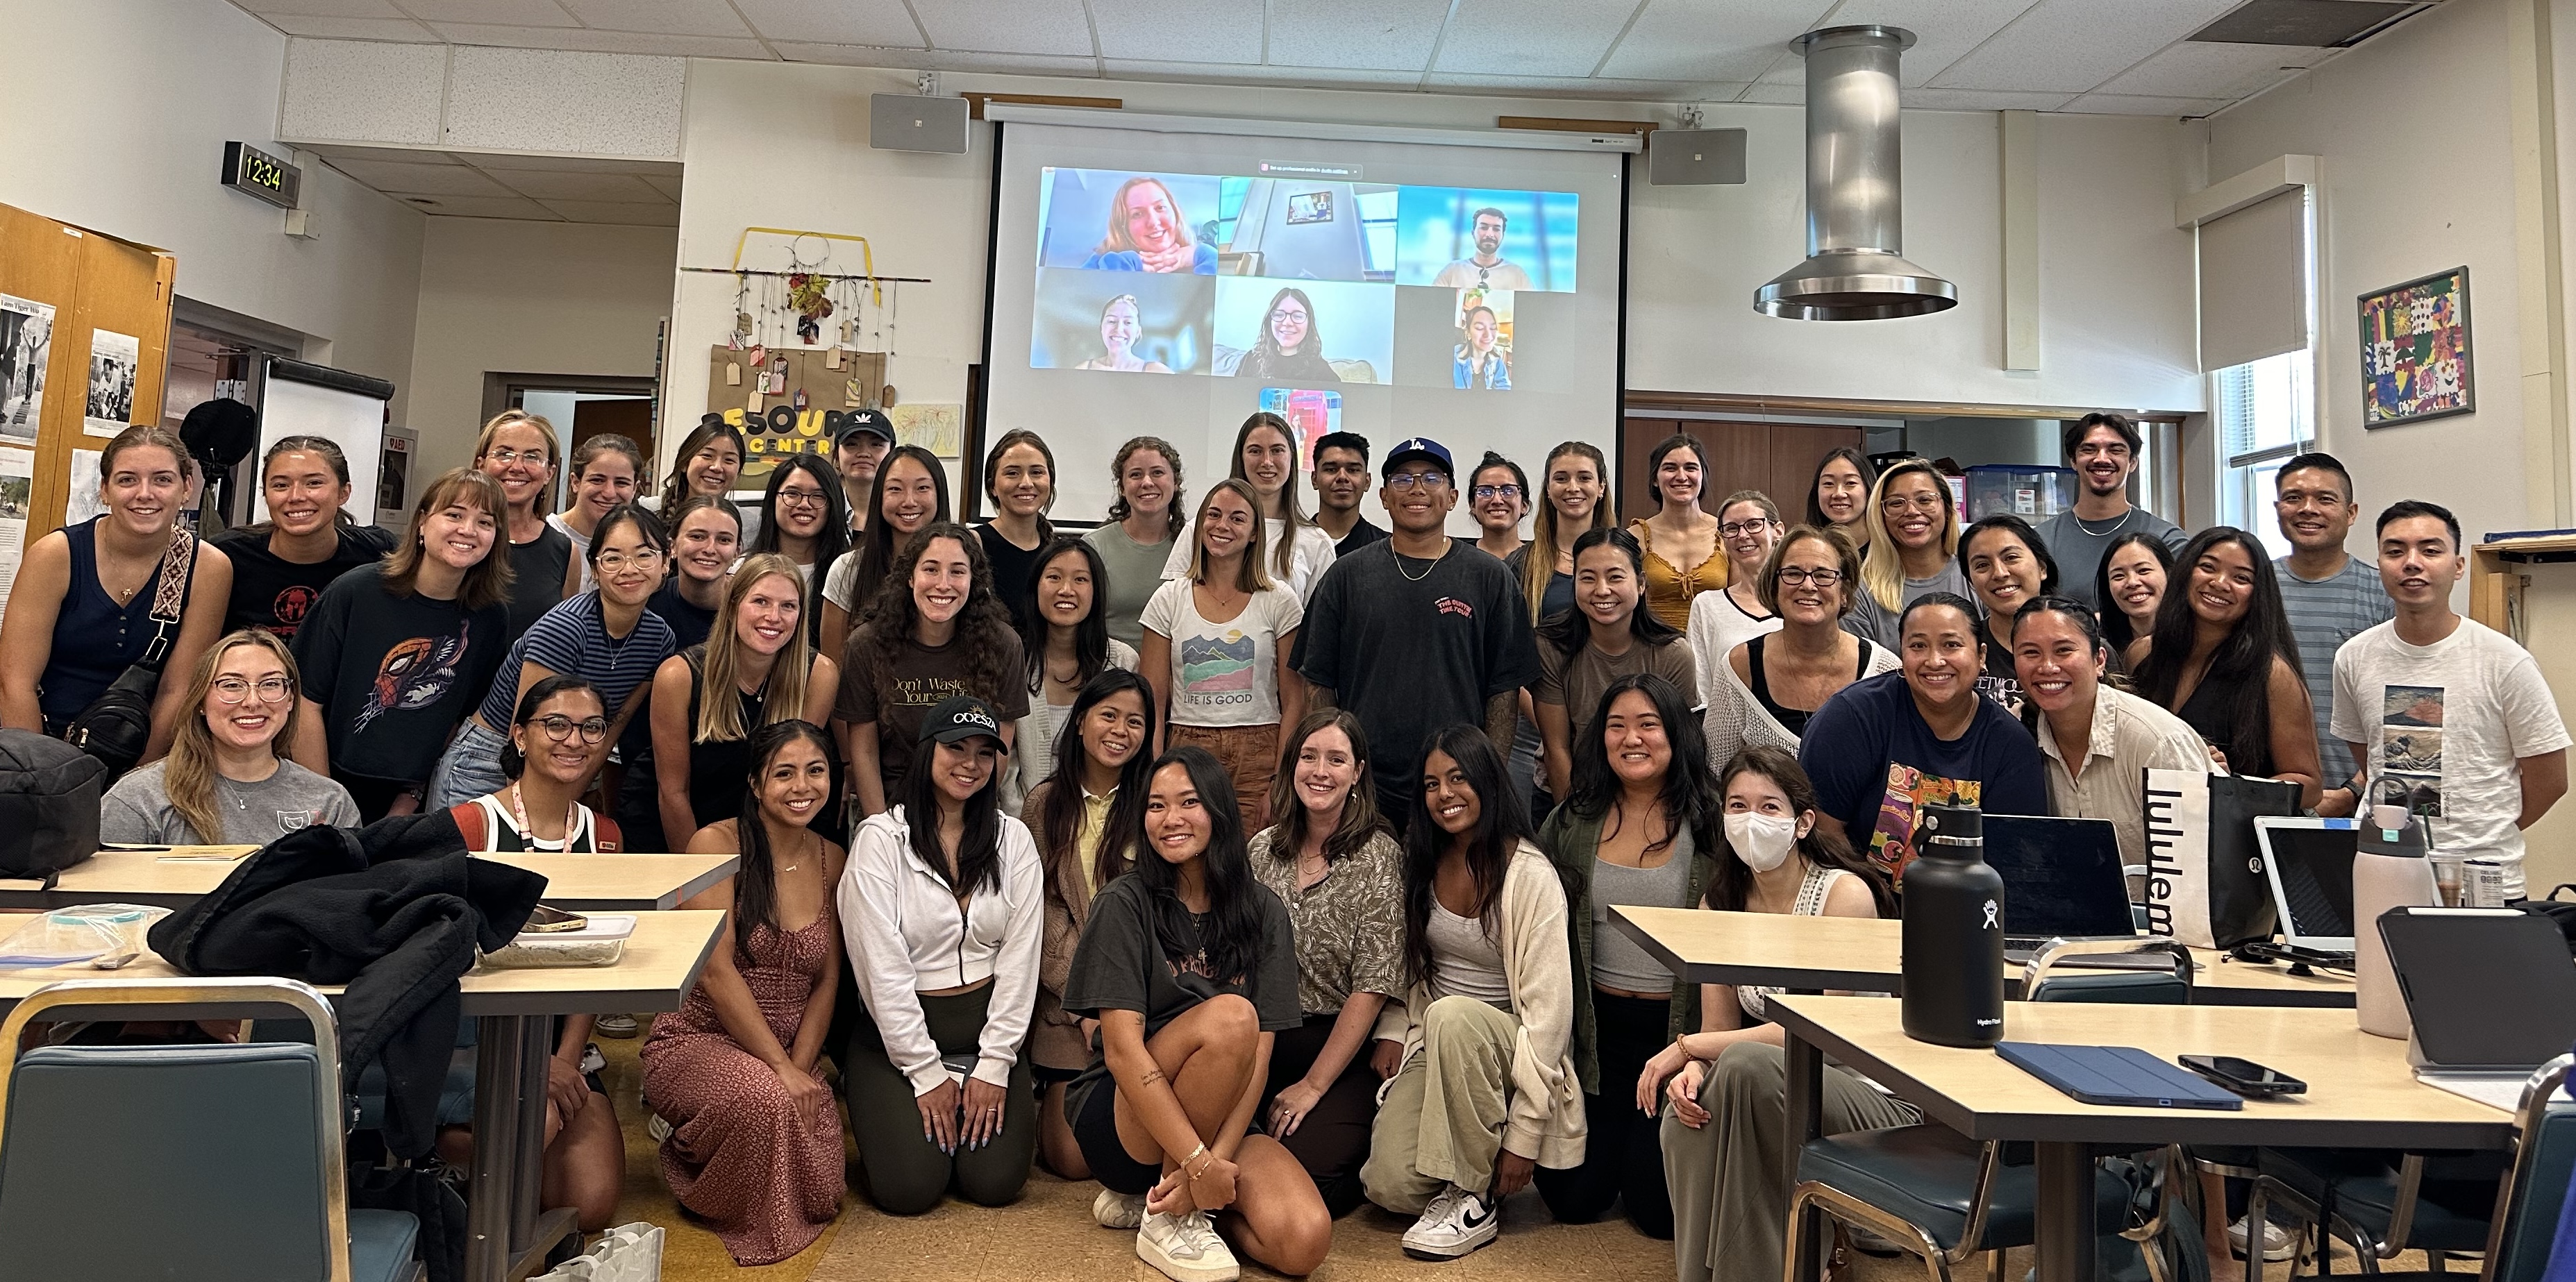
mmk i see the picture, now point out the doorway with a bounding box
[483,373,657,509]
[162,305,301,531]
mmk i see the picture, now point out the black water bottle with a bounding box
[1901,804,2007,1047]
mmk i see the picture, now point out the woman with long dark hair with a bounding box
[821,444,950,661]
[1957,514,2059,711]
[1086,436,1186,648]
[1803,447,1875,542]
[1160,412,1338,601]
[2129,526,2320,806]
[1846,457,1967,649]
[1006,537,1139,811]
[643,720,847,1265]
[1022,669,1157,1179]
[1232,287,1341,384]
[1530,674,1721,1239]
[1629,434,1725,630]
[840,695,1045,1214]
[837,523,1028,816]
[748,454,850,648]
[1143,480,1305,827]
[1247,709,1404,1217]
[978,428,1057,634]
[1361,727,1582,1261]
[212,435,393,641]
[2096,530,2174,659]
[549,435,643,595]
[655,418,746,514]
[1062,747,1328,1281]
[1648,747,1897,1282]
[1534,527,1696,802]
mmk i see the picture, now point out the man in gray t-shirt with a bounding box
[2035,412,2189,611]
[2270,453,2392,811]
[100,759,362,846]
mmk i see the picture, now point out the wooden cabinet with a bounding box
[0,201,176,538]
[2469,534,2576,895]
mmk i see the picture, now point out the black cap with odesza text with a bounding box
[919,695,1009,753]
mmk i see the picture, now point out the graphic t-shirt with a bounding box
[1139,579,1303,727]
[1798,670,2050,882]
[211,525,395,640]
[835,626,1031,800]
[292,564,510,785]
[2332,618,2572,897]
[99,758,362,845]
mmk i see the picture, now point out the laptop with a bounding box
[2383,908,2576,1090]
[1981,816,2152,964]
[2255,817,2360,954]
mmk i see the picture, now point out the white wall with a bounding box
[403,219,679,482]
[0,0,425,421]
[669,58,2205,484]
[2206,0,2529,545]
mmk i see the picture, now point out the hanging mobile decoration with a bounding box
[730,273,753,351]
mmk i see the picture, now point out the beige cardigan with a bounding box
[1375,840,1589,1170]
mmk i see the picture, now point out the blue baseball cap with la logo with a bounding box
[1381,436,1453,480]
[921,695,1009,752]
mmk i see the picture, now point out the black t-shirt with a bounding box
[978,523,1046,636]
[645,579,718,651]
[1295,539,1541,809]
[1062,873,1301,1113]
[1333,516,1389,559]
[503,523,574,643]
[212,525,395,641]
[291,564,511,786]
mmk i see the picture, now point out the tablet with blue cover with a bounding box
[1997,1043,2245,1110]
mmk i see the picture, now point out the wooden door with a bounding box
[1621,418,1864,526]
[0,202,175,537]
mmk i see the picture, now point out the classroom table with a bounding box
[1612,906,2356,1006]
[0,909,726,1282]
[0,848,741,913]
[1768,995,2518,1282]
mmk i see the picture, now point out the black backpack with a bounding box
[2519,884,2576,956]
[0,729,104,878]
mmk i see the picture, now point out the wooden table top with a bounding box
[1613,906,2356,1007]
[1768,994,2520,1151]
[0,909,726,1019]
[0,849,741,913]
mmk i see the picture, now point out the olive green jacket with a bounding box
[1537,802,1720,1097]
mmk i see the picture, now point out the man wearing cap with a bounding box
[1310,431,1388,558]
[1296,436,1539,828]
[835,409,896,534]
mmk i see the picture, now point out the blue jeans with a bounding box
[426,719,512,812]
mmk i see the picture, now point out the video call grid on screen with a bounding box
[987,121,1626,528]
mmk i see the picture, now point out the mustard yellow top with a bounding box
[1632,521,1729,630]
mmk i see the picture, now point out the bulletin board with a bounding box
[0,201,176,611]
[702,344,889,483]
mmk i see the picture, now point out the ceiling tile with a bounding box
[1430,0,1641,78]
[1091,0,1263,65]
[1100,58,1425,89]
[1419,71,1714,100]
[484,169,667,199]
[1896,86,2075,110]
[394,0,574,24]
[1266,0,1451,71]
[314,143,466,164]
[1814,0,2045,85]
[2055,92,2233,115]
[2091,40,2323,100]
[552,0,752,37]
[913,49,1103,74]
[242,0,410,16]
[396,194,562,218]
[641,174,683,199]
[534,199,683,224]
[424,22,771,56]
[910,0,1095,56]
[465,152,681,173]
[1597,0,1834,84]
[330,158,517,193]
[262,14,439,39]
[729,0,921,47]
[1926,0,2241,93]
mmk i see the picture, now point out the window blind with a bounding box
[2198,188,2309,372]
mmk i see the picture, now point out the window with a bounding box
[2215,349,2314,559]
[1358,187,1399,280]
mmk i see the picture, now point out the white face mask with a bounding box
[1725,811,1799,874]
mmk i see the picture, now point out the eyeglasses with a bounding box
[775,487,830,509]
[1881,494,1948,514]
[595,549,663,571]
[1719,518,1777,538]
[210,675,293,705]
[1775,567,1845,587]
[481,448,547,467]
[528,715,610,745]
[1472,484,1523,501]
[1387,472,1450,491]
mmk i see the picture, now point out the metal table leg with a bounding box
[2034,1141,2100,1282]
[465,1014,530,1282]
[1784,1028,1827,1282]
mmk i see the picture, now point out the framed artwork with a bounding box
[2359,266,2474,428]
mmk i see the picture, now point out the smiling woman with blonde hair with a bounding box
[1085,176,1216,274]
[101,628,360,845]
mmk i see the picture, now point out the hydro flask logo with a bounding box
[1980,899,1999,931]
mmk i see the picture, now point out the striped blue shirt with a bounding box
[2274,553,2393,785]
[474,590,676,730]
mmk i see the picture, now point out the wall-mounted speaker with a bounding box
[1647,128,1747,186]
[871,94,970,155]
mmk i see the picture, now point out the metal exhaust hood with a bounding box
[1755,25,1958,321]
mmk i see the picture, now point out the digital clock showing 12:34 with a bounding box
[221,141,301,210]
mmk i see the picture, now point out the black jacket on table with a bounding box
[146,812,546,1158]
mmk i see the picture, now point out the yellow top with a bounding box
[1073,787,1115,895]
[1632,521,1729,630]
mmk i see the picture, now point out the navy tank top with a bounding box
[40,518,194,727]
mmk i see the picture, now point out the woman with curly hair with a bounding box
[835,522,1030,816]
[1085,437,1184,649]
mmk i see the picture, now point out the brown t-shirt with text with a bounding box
[837,626,1030,799]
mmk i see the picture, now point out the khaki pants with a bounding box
[1662,1040,1919,1282]
[1361,995,1520,1215]
[1169,722,1278,830]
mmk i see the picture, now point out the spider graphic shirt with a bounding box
[292,564,508,785]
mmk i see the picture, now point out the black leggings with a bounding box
[842,982,1036,1215]
[1259,1013,1381,1218]
[1534,990,1676,1238]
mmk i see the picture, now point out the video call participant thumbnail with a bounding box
[1432,207,1534,291]
[1082,176,1216,275]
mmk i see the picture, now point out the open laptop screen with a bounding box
[2258,820,2358,949]
[2384,909,2576,1072]
[1982,816,2134,940]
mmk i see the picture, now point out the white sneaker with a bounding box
[2230,1215,2297,1262]
[1137,1209,1237,1282]
[646,1112,671,1144]
[594,1013,639,1038]
[1093,1188,1146,1229]
[1401,1184,1500,1260]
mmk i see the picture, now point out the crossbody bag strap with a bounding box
[133,533,199,670]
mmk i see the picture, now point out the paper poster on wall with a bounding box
[84,329,139,437]
[66,448,102,525]
[889,403,962,459]
[0,448,29,613]
[0,294,53,442]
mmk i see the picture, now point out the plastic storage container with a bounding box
[1964,464,2075,523]
[484,914,637,969]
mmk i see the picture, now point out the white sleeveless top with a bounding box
[1737,864,1852,1021]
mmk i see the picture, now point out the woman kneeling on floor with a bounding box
[1062,745,1330,1282]
[641,720,847,1265]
